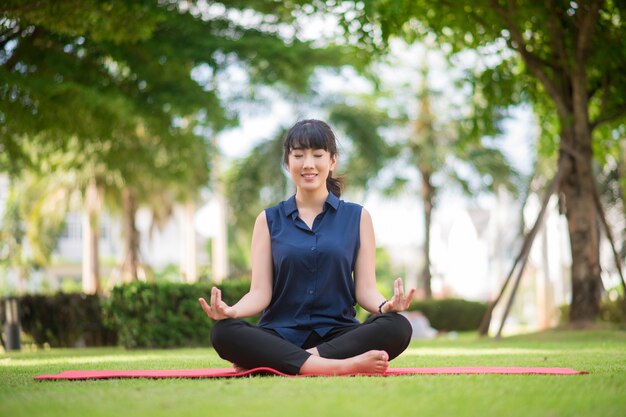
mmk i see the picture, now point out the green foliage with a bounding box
[559,298,626,326]
[408,298,487,331]
[374,247,404,289]
[2,1,356,287]
[600,299,626,325]
[353,0,626,179]
[0,293,116,348]
[102,280,252,348]
[2,0,161,44]
[354,0,626,322]
[1,0,355,175]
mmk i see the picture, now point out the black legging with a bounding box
[210,313,412,375]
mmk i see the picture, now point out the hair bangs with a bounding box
[285,122,330,152]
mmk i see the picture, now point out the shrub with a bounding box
[559,299,626,326]
[408,298,488,331]
[102,279,253,348]
[600,298,626,324]
[0,293,117,348]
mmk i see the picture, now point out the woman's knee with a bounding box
[210,318,243,351]
[385,313,413,342]
[369,312,411,338]
[374,313,412,358]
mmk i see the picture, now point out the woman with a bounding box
[199,119,415,375]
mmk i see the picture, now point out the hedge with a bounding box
[1,293,117,348]
[0,280,252,350]
[2,283,491,349]
[559,299,626,326]
[102,279,252,348]
[408,298,488,331]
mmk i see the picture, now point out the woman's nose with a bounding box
[303,154,315,167]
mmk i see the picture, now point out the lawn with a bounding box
[1,329,624,417]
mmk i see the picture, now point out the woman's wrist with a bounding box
[378,299,388,314]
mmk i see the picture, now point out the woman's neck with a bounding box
[295,188,329,212]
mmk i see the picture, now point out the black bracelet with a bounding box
[378,300,388,314]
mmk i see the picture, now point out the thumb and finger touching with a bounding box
[198,287,233,320]
[388,278,415,312]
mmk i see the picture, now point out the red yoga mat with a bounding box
[34,366,587,380]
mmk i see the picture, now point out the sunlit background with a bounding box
[1,1,624,340]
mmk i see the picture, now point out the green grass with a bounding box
[1,329,625,417]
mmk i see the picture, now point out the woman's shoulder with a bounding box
[255,210,268,224]
[337,198,364,214]
[264,199,285,218]
[262,197,292,227]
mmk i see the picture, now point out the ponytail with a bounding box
[326,172,344,197]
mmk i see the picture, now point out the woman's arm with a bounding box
[354,208,415,314]
[199,211,273,320]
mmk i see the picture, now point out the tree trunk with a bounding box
[120,187,140,282]
[211,145,229,283]
[495,0,603,325]
[181,200,197,283]
[212,190,229,284]
[559,126,601,323]
[619,141,626,262]
[420,171,434,298]
[82,179,100,295]
[414,64,435,299]
[537,221,553,329]
[560,46,602,323]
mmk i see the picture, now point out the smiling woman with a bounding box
[198,119,416,375]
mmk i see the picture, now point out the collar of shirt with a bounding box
[282,192,340,220]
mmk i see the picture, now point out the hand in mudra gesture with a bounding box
[198,287,236,321]
[383,278,416,313]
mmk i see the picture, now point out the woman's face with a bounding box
[287,147,336,193]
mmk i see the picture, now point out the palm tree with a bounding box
[0,183,29,295]
[1,164,95,293]
[329,46,521,298]
[394,64,519,298]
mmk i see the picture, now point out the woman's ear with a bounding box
[330,154,337,171]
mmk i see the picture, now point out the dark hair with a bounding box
[283,119,343,197]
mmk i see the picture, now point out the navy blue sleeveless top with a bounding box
[258,192,362,346]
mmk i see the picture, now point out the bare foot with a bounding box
[340,350,389,374]
[300,350,389,375]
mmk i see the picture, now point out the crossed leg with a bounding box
[210,313,412,375]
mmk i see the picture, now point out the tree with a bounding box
[333,62,518,298]
[1,1,357,290]
[357,0,626,323]
[410,76,518,298]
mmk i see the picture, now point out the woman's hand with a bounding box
[198,287,237,321]
[383,278,416,313]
